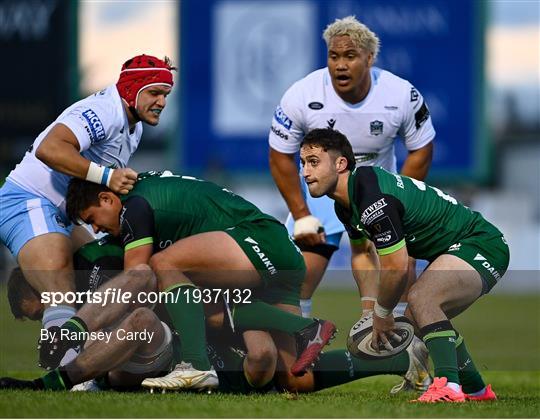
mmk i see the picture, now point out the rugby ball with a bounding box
[347,313,414,359]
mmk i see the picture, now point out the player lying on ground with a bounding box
[3,262,430,394]
[29,230,335,386]
[298,128,509,403]
[0,54,175,367]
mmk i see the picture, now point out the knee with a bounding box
[125,264,156,293]
[129,307,158,332]
[246,343,277,370]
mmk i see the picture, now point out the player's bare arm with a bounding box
[371,246,408,350]
[400,141,433,181]
[36,123,137,195]
[350,239,380,314]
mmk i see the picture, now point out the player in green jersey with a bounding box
[299,128,509,403]
[3,238,430,394]
[59,172,336,391]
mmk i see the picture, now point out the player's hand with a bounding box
[293,215,325,246]
[109,168,138,195]
[371,313,400,352]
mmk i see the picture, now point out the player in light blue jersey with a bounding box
[269,16,434,322]
[0,54,175,367]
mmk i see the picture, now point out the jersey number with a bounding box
[411,179,457,204]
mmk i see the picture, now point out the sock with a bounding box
[42,305,76,329]
[232,300,314,334]
[164,284,211,371]
[39,368,73,391]
[455,333,486,394]
[421,320,460,384]
[312,349,409,391]
[300,299,312,318]
[61,316,89,347]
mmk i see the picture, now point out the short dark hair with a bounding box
[301,128,356,171]
[7,267,41,320]
[66,178,112,224]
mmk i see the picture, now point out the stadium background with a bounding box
[0,1,538,415]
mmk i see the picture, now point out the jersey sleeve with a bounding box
[334,203,367,244]
[120,196,155,251]
[57,100,118,152]
[268,82,305,154]
[398,84,436,151]
[354,170,406,255]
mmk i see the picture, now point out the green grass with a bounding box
[1,289,539,418]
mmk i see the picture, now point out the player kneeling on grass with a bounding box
[2,259,430,395]
[38,173,337,391]
[299,128,509,403]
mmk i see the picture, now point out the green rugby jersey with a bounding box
[72,235,123,304]
[335,167,500,261]
[119,171,278,252]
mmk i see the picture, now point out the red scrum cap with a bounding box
[116,54,174,108]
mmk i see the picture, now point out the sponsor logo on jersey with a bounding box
[394,174,404,189]
[384,105,398,110]
[244,237,277,275]
[271,125,288,140]
[370,120,383,136]
[327,118,336,129]
[274,106,292,130]
[474,253,486,261]
[376,234,392,244]
[355,152,379,163]
[414,101,430,129]
[89,265,101,292]
[308,101,324,110]
[410,87,419,102]
[82,109,106,143]
[360,198,387,224]
[54,214,67,228]
[448,243,461,252]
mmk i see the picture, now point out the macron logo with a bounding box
[474,253,486,261]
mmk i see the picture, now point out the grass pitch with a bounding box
[1,288,539,418]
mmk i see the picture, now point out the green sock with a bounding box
[423,330,459,384]
[61,316,88,347]
[40,368,73,391]
[455,334,486,393]
[164,284,211,371]
[312,349,409,391]
[232,300,314,333]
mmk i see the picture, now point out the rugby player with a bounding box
[269,16,434,320]
[55,171,337,390]
[2,240,430,395]
[298,128,508,402]
[0,54,175,367]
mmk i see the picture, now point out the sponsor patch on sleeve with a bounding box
[414,101,430,129]
[81,109,106,143]
[273,106,293,130]
[367,215,400,248]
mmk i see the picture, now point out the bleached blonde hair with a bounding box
[323,16,380,61]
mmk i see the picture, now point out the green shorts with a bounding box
[225,219,305,306]
[444,221,510,293]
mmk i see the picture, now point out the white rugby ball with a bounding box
[347,313,414,359]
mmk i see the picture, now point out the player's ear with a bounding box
[336,156,348,172]
[98,191,113,205]
[367,52,374,67]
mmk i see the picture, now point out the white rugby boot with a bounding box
[141,362,218,393]
[390,336,432,394]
